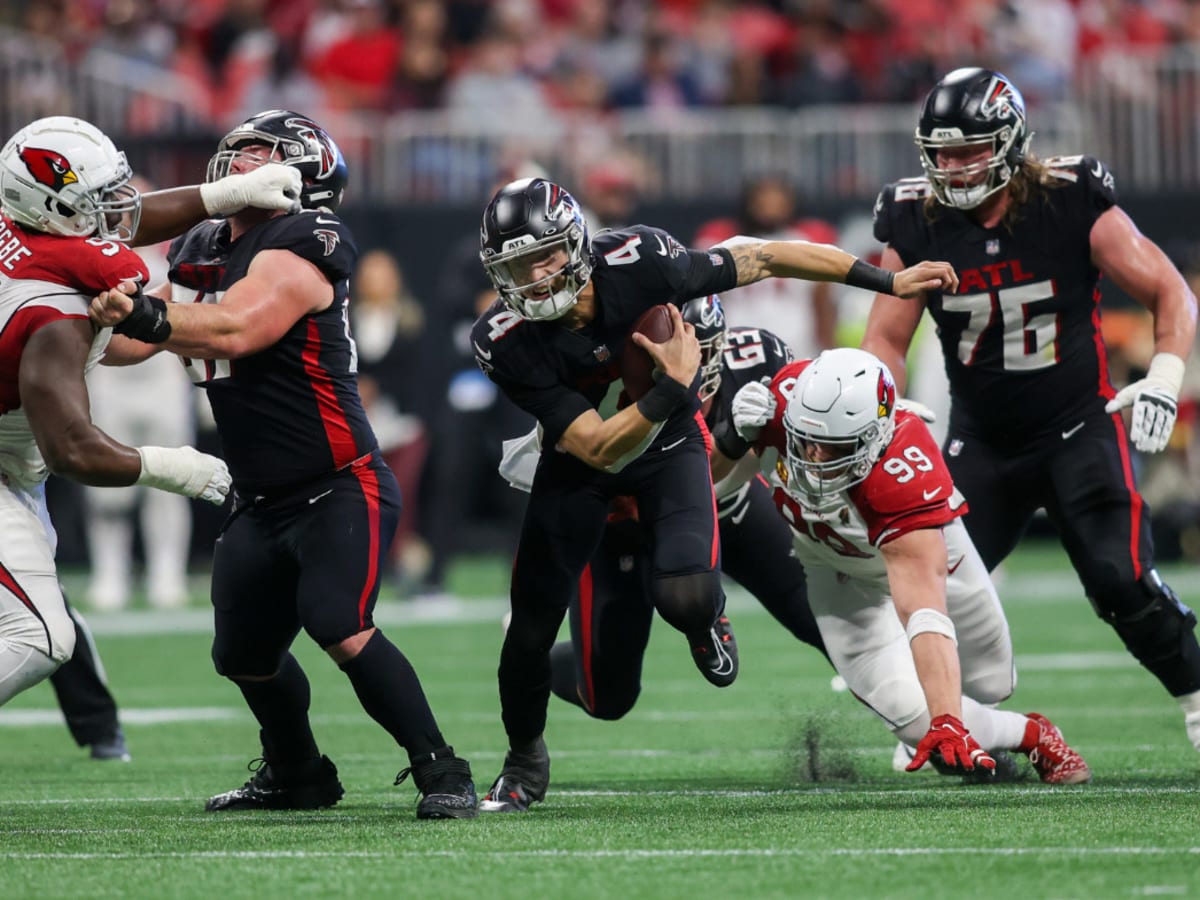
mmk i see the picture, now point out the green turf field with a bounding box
[2,540,1198,899]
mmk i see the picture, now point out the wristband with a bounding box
[845,258,896,295]
[113,289,172,344]
[636,375,691,422]
[905,607,957,645]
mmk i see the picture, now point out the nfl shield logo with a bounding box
[594,345,611,362]
[985,239,1001,256]
[948,439,963,457]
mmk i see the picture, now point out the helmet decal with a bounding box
[284,116,338,180]
[978,75,1019,122]
[19,146,77,191]
[876,368,895,419]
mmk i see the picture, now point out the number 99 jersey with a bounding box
[753,360,968,589]
[873,155,1118,441]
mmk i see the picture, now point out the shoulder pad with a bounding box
[260,212,358,282]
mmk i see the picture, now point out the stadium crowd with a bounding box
[8,0,1200,129]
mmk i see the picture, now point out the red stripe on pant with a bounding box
[349,461,382,629]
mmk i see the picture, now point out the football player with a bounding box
[470,176,956,812]
[89,111,477,819]
[0,112,301,710]
[861,67,1200,752]
[731,348,1092,783]
[500,295,831,722]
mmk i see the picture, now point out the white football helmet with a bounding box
[0,116,141,240]
[783,348,897,506]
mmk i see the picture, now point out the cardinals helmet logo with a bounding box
[876,368,895,419]
[20,146,78,192]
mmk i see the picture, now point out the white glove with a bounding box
[731,381,776,442]
[199,163,302,216]
[896,398,937,423]
[1104,352,1185,453]
[136,446,231,505]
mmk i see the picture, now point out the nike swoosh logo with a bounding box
[1090,160,1103,178]
[922,486,943,501]
[654,234,669,256]
[314,215,339,225]
[473,341,492,360]
[308,489,333,505]
[947,556,965,575]
[659,436,687,451]
[1062,421,1085,440]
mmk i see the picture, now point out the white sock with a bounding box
[1178,690,1200,752]
[960,697,1030,751]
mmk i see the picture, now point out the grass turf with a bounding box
[1,540,1198,899]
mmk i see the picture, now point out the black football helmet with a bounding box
[206,109,348,212]
[681,294,726,402]
[915,68,1031,210]
[480,177,592,321]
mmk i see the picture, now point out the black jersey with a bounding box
[709,326,794,459]
[470,225,738,449]
[167,210,375,493]
[874,155,1118,440]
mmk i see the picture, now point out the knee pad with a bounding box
[211,640,286,679]
[0,641,62,704]
[651,570,722,635]
[1099,570,1197,666]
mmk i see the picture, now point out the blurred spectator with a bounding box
[388,0,450,110]
[84,179,195,610]
[769,16,862,107]
[350,249,432,582]
[443,23,556,127]
[577,151,645,233]
[310,0,401,111]
[693,174,838,359]
[609,30,705,109]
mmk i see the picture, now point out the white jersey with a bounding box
[0,278,111,488]
[0,216,145,488]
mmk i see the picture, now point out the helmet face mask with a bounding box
[915,68,1031,210]
[0,116,141,241]
[207,110,347,212]
[681,294,727,402]
[480,178,592,321]
[782,348,896,508]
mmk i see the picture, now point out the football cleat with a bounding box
[690,616,738,687]
[89,727,131,762]
[205,754,344,811]
[1025,713,1092,785]
[395,748,478,820]
[477,737,550,813]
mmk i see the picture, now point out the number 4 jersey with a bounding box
[874,155,1118,440]
[749,359,969,589]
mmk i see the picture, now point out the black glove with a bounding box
[112,287,172,344]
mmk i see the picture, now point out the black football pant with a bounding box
[550,475,830,719]
[49,596,120,746]
[947,410,1200,696]
[501,432,721,745]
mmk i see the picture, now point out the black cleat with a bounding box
[478,737,551,813]
[690,616,738,687]
[395,748,478,820]
[205,755,344,812]
[90,727,131,762]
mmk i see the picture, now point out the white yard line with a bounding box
[2,846,1198,861]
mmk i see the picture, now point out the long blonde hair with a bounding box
[924,153,1064,231]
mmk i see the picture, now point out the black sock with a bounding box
[338,630,446,761]
[234,653,320,765]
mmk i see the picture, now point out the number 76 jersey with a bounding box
[754,360,970,589]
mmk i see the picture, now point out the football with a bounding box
[620,304,675,400]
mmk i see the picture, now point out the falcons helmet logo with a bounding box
[285,116,338,180]
[20,146,78,191]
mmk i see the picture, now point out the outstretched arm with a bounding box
[722,238,958,300]
[132,164,301,246]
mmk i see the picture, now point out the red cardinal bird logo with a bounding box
[19,146,79,192]
[876,369,895,419]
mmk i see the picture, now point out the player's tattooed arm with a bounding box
[728,242,777,286]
